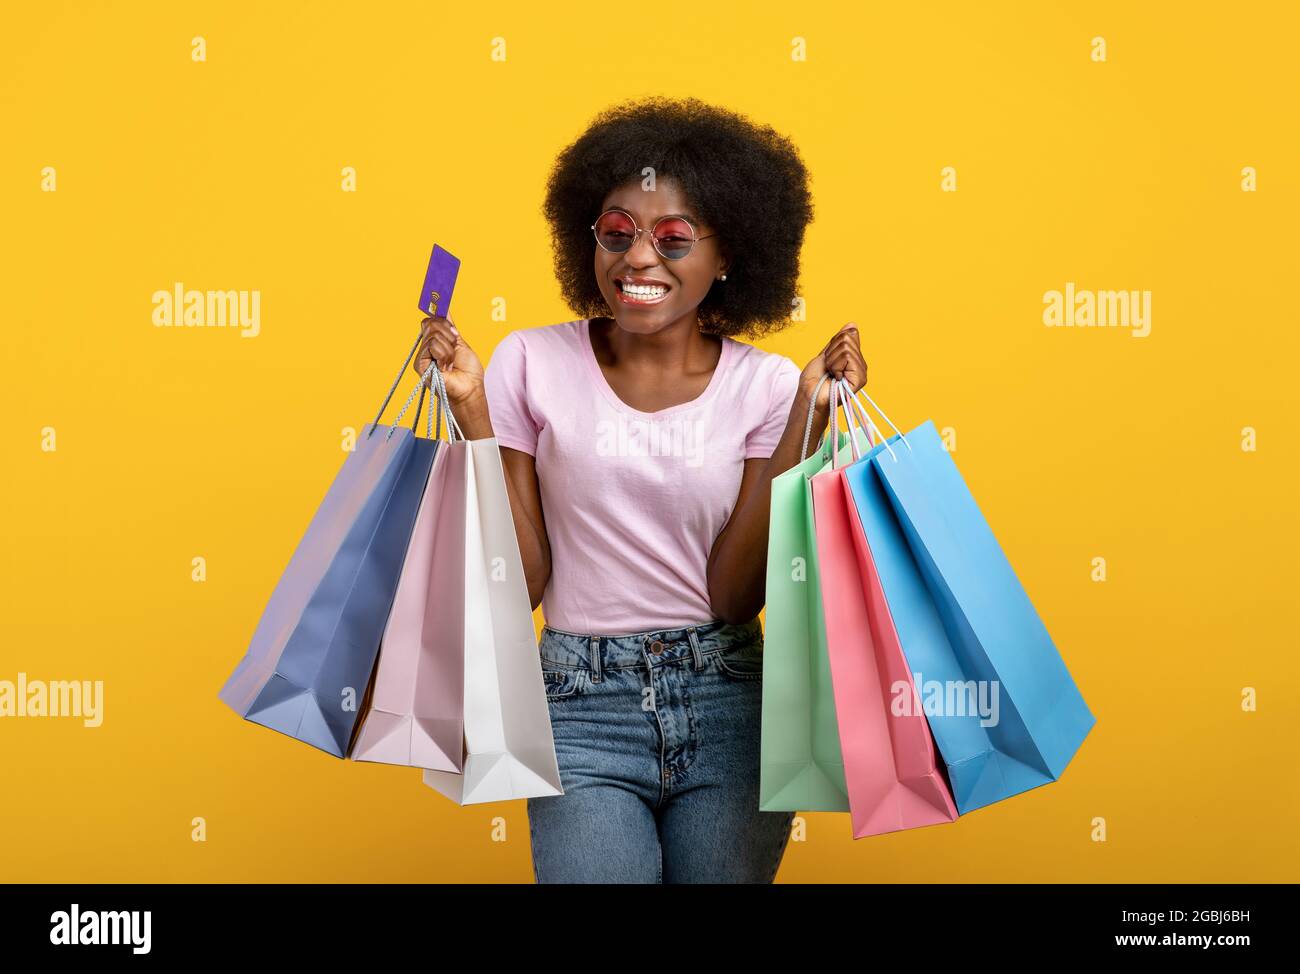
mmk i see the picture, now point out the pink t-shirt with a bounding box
[482,318,802,635]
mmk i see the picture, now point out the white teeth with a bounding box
[622,282,668,297]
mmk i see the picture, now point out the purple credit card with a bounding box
[417,244,460,318]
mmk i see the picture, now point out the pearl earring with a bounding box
[719,273,727,281]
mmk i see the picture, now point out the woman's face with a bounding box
[593,177,727,335]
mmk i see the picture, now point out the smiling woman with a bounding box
[409,95,868,885]
[594,188,720,316]
[543,96,813,339]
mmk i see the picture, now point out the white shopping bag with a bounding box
[422,435,564,804]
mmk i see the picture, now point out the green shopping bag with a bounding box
[760,380,873,812]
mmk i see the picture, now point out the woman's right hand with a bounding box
[412,313,485,406]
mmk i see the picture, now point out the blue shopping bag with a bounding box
[841,396,1094,814]
[219,337,442,758]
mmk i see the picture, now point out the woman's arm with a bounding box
[448,393,553,609]
[414,318,553,610]
[705,323,866,625]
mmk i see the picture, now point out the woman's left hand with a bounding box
[798,321,868,411]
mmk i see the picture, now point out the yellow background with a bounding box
[2,1,1296,882]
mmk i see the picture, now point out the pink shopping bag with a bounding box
[811,378,958,838]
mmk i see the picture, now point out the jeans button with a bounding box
[649,639,665,655]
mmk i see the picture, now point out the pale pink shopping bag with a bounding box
[811,379,958,838]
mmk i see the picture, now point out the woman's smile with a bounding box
[614,275,673,306]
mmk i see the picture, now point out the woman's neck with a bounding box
[589,315,722,375]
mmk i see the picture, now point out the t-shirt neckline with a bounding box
[581,318,733,419]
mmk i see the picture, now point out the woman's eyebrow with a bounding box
[606,205,702,224]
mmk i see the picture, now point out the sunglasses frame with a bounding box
[590,208,717,261]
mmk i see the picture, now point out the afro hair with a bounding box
[541,96,814,339]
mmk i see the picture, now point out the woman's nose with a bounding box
[625,229,661,265]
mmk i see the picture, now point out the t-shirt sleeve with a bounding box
[482,330,541,455]
[744,355,802,459]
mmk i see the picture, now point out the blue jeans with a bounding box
[526,617,796,883]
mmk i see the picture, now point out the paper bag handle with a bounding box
[367,332,431,438]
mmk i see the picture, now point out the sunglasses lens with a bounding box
[653,218,696,260]
[594,211,636,253]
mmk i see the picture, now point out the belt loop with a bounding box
[589,635,602,682]
[686,626,704,671]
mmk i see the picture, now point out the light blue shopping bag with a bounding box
[841,394,1094,814]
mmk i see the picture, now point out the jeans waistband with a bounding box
[539,617,763,675]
